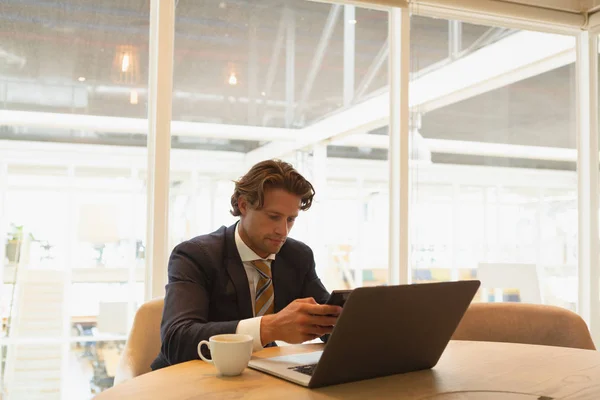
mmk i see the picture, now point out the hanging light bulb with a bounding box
[112,45,139,85]
[121,54,130,72]
[228,72,238,85]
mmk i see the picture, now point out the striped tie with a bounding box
[251,260,274,316]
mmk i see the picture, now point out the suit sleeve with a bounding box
[299,247,333,343]
[159,242,239,365]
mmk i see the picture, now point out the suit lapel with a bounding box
[224,224,254,319]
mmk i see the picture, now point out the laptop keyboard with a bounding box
[289,363,318,376]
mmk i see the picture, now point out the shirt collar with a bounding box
[235,221,276,262]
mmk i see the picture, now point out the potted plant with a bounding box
[5,224,34,264]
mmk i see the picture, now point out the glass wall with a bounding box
[168,1,390,292]
[409,18,577,309]
[0,1,149,397]
[0,0,593,397]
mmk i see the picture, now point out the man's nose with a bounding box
[274,219,288,236]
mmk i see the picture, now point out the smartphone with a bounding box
[325,289,353,308]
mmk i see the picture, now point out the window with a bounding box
[0,0,595,396]
[168,1,389,291]
[409,18,577,309]
[0,1,149,397]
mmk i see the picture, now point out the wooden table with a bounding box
[95,340,600,399]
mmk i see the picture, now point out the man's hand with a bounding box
[260,298,342,345]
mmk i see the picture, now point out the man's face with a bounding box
[238,188,301,258]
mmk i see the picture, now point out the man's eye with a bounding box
[269,215,279,221]
[288,218,296,223]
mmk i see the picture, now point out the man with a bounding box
[151,159,342,370]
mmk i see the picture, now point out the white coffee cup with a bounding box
[197,334,253,376]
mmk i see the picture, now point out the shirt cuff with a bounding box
[236,316,264,352]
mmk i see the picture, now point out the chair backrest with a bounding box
[113,297,164,385]
[452,302,596,350]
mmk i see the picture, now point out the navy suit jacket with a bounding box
[151,223,330,370]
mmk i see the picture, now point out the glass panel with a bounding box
[410,18,577,308]
[67,340,126,398]
[411,184,453,283]
[541,188,577,311]
[0,0,149,396]
[169,0,390,296]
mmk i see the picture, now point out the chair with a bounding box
[113,297,164,385]
[452,302,596,350]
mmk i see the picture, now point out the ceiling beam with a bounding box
[416,48,574,113]
[261,8,287,120]
[1,109,580,164]
[285,9,296,128]
[0,78,292,107]
[0,139,576,190]
[0,139,245,173]
[461,27,510,54]
[332,133,578,162]
[0,47,26,68]
[247,13,259,126]
[245,30,576,164]
[294,5,342,124]
[0,110,295,142]
[354,38,388,102]
[343,5,356,106]
[588,0,600,13]
[412,31,575,111]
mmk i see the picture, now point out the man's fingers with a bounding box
[305,324,334,336]
[295,297,317,305]
[306,315,337,327]
[286,299,339,343]
[303,303,342,316]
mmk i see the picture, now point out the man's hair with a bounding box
[230,159,315,217]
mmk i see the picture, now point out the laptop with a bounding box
[248,280,480,388]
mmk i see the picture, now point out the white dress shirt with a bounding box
[234,222,276,352]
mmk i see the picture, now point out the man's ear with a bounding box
[238,196,248,216]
